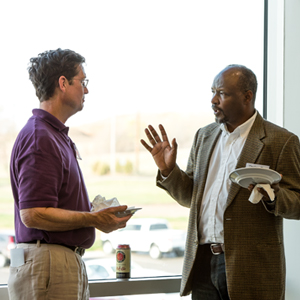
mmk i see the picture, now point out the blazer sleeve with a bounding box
[155,129,200,208]
[272,134,300,219]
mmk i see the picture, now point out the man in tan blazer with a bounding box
[141,65,300,300]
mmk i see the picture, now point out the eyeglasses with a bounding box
[72,78,89,88]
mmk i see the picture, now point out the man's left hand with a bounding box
[248,181,281,202]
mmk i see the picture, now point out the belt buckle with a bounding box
[210,243,222,255]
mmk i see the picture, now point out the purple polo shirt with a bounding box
[10,109,95,248]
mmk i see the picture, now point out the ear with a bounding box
[244,90,254,104]
[58,76,68,92]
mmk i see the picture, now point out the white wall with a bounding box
[268,1,300,299]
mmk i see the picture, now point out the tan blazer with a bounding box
[157,112,300,300]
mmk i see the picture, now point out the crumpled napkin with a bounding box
[248,184,275,204]
[91,194,121,212]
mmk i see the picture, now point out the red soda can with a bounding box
[116,244,131,279]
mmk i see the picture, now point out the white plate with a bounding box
[115,207,142,218]
[229,167,281,188]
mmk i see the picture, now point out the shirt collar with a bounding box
[220,110,257,138]
[32,109,69,135]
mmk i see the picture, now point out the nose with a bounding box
[84,87,89,94]
[211,92,219,105]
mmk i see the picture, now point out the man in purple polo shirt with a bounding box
[8,48,132,300]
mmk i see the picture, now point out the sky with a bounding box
[0,0,264,131]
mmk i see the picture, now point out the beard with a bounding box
[213,107,228,124]
[215,115,228,124]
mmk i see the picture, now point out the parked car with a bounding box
[100,218,186,259]
[0,230,16,267]
[86,258,174,300]
[85,258,171,280]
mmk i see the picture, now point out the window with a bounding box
[149,224,168,231]
[0,0,266,299]
[120,225,141,232]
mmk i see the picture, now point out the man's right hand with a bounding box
[92,205,132,233]
[140,124,177,177]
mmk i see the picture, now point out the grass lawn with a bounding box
[86,176,173,205]
[0,175,189,233]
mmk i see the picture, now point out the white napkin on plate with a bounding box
[248,184,275,204]
[91,194,120,211]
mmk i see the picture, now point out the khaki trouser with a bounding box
[8,241,89,300]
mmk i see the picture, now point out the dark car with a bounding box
[0,231,16,267]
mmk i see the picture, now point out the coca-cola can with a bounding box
[116,244,131,279]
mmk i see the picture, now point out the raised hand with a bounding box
[140,124,177,177]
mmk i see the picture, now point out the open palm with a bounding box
[140,124,177,177]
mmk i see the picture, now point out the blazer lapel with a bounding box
[226,113,265,207]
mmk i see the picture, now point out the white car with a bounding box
[0,230,16,268]
[85,258,180,300]
[84,258,170,280]
[100,218,186,259]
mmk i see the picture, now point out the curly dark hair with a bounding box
[225,64,258,102]
[28,48,86,102]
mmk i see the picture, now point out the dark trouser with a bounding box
[192,244,230,300]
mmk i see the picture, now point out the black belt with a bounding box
[199,243,225,255]
[25,240,85,256]
[209,243,225,255]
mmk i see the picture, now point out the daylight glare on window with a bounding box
[0,1,263,297]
